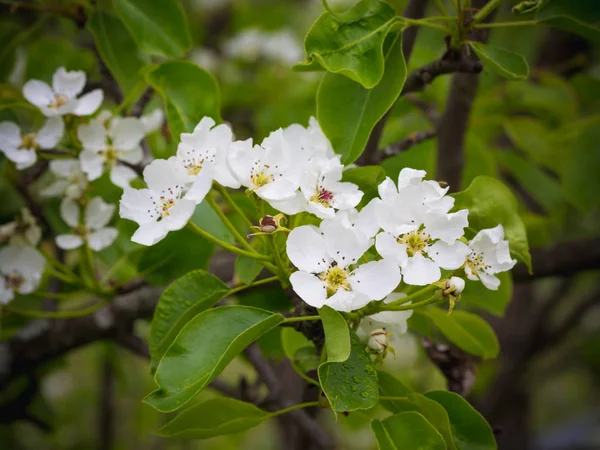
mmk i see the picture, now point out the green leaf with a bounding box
[299,0,397,88]
[25,38,96,82]
[377,370,412,413]
[425,391,497,450]
[317,32,407,164]
[424,308,500,359]
[380,393,458,450]
[146,306,284,412]
[149,270,230,372]
[469,42,529,80]
[562,120,600,213]
[319,305,351,362]
[146,61,220,140]
[281,327,313,358]
[535,0,600,42]
[453,176,531,272]
[460,272,513,317]
[318,331,378,412]
[87,11,148,98]
[158,397,269,439]
[371,411,446,450]
[235,254,262,285]
[342,166,386,206]
[114,0,191,57]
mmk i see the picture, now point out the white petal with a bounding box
[78,120,106,152]
[0,121,21,151]
[56,234,84,250]
[479,272,501,290]
[289,271,327,308]
[86,197,115,229]
[4,148,36,170]
[119,145,143,164]
[79,150,104,181]
[0,278,14,304]
[429,240,470,270]
[326,289,364,312]
[52,67,85,98]
[350,260,400,301]
[119,188,156,225]
[354,199,381,239]
[41,180,69,197]
[23,80,54,108]
[73,89,103,116]
[255,178,298,201]
[226,139,255,187]
[143,159,186,192]
[163,198,196,231]
[286,226,329,273]
[111,117,145,150]
[131,221,169,246]
[397,168,426,189]
[110,164,138,189]
[375,232,409,267]
[323,223,369,268]
[88,227,118,251]
[377,177,397,200]
[49,158,79,177]
[60,197,80,227]
[425,209,469,244]
[184,171,213,204]
[402,253,441,286]
[36,117,64,148]
[141,108,164,134]
[268,192,307,215]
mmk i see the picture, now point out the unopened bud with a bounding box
[448,277,465,295]
[367,328,389,354]
[247,213,289,237]
[439,277,465,314]
[259,215,277,233]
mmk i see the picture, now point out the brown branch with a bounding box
[401,58,483,96]
[381,129,437,159]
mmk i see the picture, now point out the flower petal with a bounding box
[143,159,186,192]
[0,121,21,151]
[79,150,104,181]
[131,221,169,246]
[73,89,103,116]
[286,225,329,273]
[350,259,400,301]
[23,80,54,108]
[429,240,470,270]
[479,272,501,290]
[56,234,84,250]
[163,198,196,231]
[119,145,143,164]
[377,176,397,200]
[110,164,138,189]
[78,120,106,152]
[36,117,64,148]
[375,232,409,267]
[60,197,80,227]
[289,271,327,308]
[88,227,118,251]
[323,223,369,268]
[327,289,364,312]
[52,67,85,98]
[119,188,156,225]
[4,148,36,170]
[184,171,213,204]
[111,117,145,150]
[402,253,441,286]
[85,197,115,230]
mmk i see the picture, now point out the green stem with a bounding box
[433,0,450,16]
[290,360,321,387]
[281,315,322,324]
[228,276,280,295]
[186,221,272,262]
[473,20,536,28]
[214,184,254,228]
[267,401,320,419]
[472,0,503,24]
[266,236,290,284]
[5,299,109,319]
[206,193,257,254]
[347,285,439,320]
[381,294,442,311]
[82,242,100,291]
[401,17,450,32]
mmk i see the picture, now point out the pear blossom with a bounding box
[170,117,239,204]
[286,222,400,312]
[141,108,165,135]
[23,67,103,117]
[357,293,413,340]
[78,117,145,188]
[0,117,63,169]
[223,28,265,62]
[319,201,381,242]
[0,245,46,304]
[120,159,196,246]
[447,276,465,295]
[261,30,303,66]
[41,159,88,199]
[464,225,516,290]
[0,208,41,247]
[374,169,470,286]
[56,197,118,251]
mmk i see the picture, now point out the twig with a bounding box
[381,130,437,159]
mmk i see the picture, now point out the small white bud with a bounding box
[367,328,389,354]
[449,277,465,295]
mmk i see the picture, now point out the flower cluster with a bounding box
[223,28,303,66]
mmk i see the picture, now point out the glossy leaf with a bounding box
[149,270,230,372]
[146,61,220,140]
[425,391,497,450]
[371,411,446,450]
[318,331,378,412]
[460,272,513,317]
[470,42,529,80]
[425,308,500,359]
[114,0,191,57]
[453,176,531,272]
[87,11,148,98]
[377,370,412,413]
[535,0,600,42]
[319,305,351,362]
[158,398,269,439]
[146,306,284,412]
[317,32,407,164]
[235,253,262,285]
[298,0,397,88]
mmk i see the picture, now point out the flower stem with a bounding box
[380,294,442,311]
[228,276,280,295]
[5,298,109,319]
[471,0,503,24]
[401,17,450,32]
[281,315,322,324]
[433,0,450,16]
[267,401,321,419]
[214,184,254,228]
[290,361,321,387]
[185,221,273,262]
[473,20,537,28]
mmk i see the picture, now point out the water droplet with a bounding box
[360,392,369,398]
[351,376,359,383]
[351,385,357,392]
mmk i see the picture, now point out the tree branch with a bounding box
[401,58,483,96]
[381,129,437,159]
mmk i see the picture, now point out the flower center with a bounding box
[320,263,350,297]
[20,133,38,150]
[185,158,204,176]
[397,229,431,257]
[250,164,273,189]
[465,251,490,276]
[100,147,119,166]
[311,187,335,207]
[149,185,183,221]
[50,94,69,109]
[4,271,24,291]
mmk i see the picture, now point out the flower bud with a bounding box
[367,328,389,354]
[247,213,289,237]
[448,277,465,295]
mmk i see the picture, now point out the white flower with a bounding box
[282,117,335,164]
[170,117,239,204]
[262,30,303,66]
[189,48,220,72]
[41,159,88,199]
[286,222,400,312]
[319,201,381,241]
[0,245,46,304]
[56,197,118,251]
[119,159,196,246]
[464,225,516,290]
[78,117,145,188]
[447,276,465,295]
[0,118,63,169]
[0,208,41,247]
[223,28,266,62]
[141,108,165,135]
[374,169,470,286]
[299,157,363,219]
[227,130,301,211]
[357,292,413,339]
[23,67,103,117]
